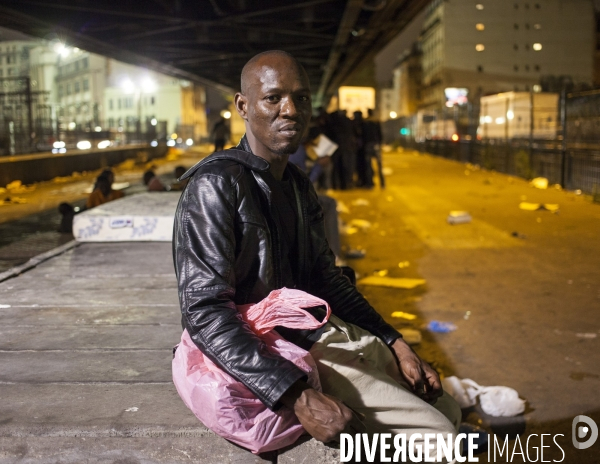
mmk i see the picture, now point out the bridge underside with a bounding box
[0,0,428,101]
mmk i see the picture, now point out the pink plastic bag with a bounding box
[172,288,331,454]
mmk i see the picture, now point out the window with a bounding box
[108,118,114,128]
[150,96,155,105]
[74,81,80,93]
[7,68,15,76]
[109,99,113,110]
[83,78,89,91]
[476,3,484,10]
[535,3,540,8]
[534,24,541,30]
[476,44,485,51]
[82,58,88,68]
[6,55,13,64]
[58,85,63,97]
[66,83,71,95]
[525,65,530,71]
[525,3,529,9]
[533,43,542,51]
[476,23,485,31]
[118,98,121,110]
[524,44,530,51]
[525,23,530,30]
[514,3,519,9]
[0,70,3,77]
[75,61,79,71]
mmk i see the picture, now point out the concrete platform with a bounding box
[73,193,181,242]
[0,242,336,463]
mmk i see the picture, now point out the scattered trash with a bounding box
[442,376,526,417]
[447,211,472,225]
[0,304,10,308]
[351,198,370,206]
[464,311,471,320]
[391,311,417,320]
[428,321,457,333]
[345,248,366,259]
[398,261,410,268]
[1,196,28,205]
[552,184,563,191]
[374,269,388,277]
[530,177,548,189]
[382,167,394,176]
[398,328,422,345]
[340,225,359,235]
[336,200,350,214]
[125,407,139,412]
[575,189,582,195]
[576,333,597,339]
[349,219,372,230]
[519,202,559,212]
[358,276,426,289]
[511,231,527,239]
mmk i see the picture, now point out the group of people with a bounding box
[311,107,384,191]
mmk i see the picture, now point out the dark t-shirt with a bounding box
[259,168,326,349]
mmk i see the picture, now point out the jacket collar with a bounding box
[179,135,270,180]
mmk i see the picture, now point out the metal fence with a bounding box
[399,90,600,195]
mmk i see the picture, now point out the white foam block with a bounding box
[73,192,181,242]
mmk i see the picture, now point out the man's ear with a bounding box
[234,93,248,120]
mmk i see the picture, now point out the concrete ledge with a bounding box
[0,144,168,187]
[73,192,180,242]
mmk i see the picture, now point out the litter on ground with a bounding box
[351,198,370,206]
[519,202,559,212]
[374,269,388,277]
[398,328,422,345]
[336,200,350,214]
[345,249,366,259]
[391,311,417,320]
[340,225,358,235]
[398,261,410,268]
[576,333,597,339]
[349,219,372,230]
[357,276,426,289]
[447,211,472,225]
[427,321,457,333]
[530,177,549,189]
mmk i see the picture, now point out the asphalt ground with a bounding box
[0,147,599,462]
[330,148,600,463]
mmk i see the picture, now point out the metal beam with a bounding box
[315,0,364,106]
[324,0,429,101]
[0,4,234,94]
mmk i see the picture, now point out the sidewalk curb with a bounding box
[0,240,79,283]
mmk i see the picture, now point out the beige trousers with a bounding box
[309,314,461,462]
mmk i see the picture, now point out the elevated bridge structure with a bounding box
[0,0,429,102]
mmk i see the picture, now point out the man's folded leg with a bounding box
[309,315,461,461]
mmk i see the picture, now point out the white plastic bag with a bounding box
[442,376,526,417]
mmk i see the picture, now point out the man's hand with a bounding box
[281,381,366,443]
[390,338,443,404]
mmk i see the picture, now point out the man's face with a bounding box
[236,56,311,159]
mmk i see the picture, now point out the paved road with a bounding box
[331,148,600,462]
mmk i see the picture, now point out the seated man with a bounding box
[173,50,460,453]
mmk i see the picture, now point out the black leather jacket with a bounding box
[173,137,401,409]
